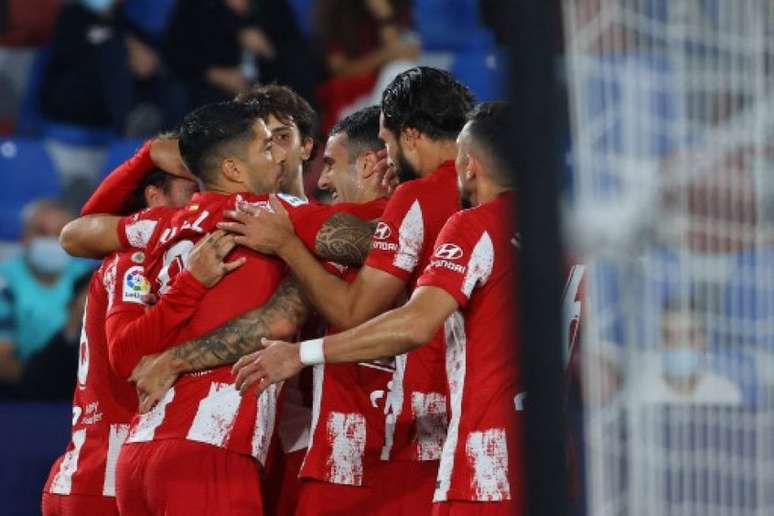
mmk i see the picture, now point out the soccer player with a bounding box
[235,101,523,515]
[219,66,475,513]
[41,152,218,516]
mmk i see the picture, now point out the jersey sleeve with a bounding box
[116,207,173,250]
[105,252,207,378]
[416,212,492,309]
[81,141,154,216]
[364,186,425,282]
[286,202,336,252]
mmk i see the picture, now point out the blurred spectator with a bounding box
[163,0,269,108]
[0,0,62,46]
[40,0,183,137]
[315,0,419,133]
[15,271,91,401]
[625,296,742,405]
[0,199,91,396]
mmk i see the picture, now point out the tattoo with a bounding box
[314,212,376,266]
[169,279,309,372]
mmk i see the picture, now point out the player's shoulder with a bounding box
[128,205,178,223]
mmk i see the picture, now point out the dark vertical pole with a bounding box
[509,1,569,516]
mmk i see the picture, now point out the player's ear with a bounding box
[300,137,314,161]
[399,127,420,151]
[221,157,243,183]
[466,152,480,181]
[357,150,377,179]
[144,184,162,207]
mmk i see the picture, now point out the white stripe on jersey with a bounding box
[462,231,494,298]
[411,391,447,461]
[466,428,511,501]
[127,387,175,443]
[380,354,406,461]
[186,382,241,447]
[434,310,467,502]
[102,424,130,496]
[301,364,325,471]
[251,382,281,466]
[50,428,87,495]
[125,219,158,249]
[326,412,366,485]
[393,200,424,272]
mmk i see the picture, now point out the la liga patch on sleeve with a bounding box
[122,266,151,304]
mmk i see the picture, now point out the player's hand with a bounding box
[232,338,303,396]
[186,230,246,288]
[149,138,195,181]
[219,195,295,256]
[130,352,183,414]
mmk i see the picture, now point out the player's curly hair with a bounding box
[381,66,475,141]
[178,101,258,184]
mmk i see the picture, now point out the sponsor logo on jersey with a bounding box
[374,222,392,240]
[428,259,466,274]
[122,266,151,304]
[371,241,398,252]
[434,243,463,260]
[131,251,145,264]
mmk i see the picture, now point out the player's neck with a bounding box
[284,170,307,200]
[476,182,511,206]
[417,140,457,177]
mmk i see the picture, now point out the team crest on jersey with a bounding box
[434,243,463,260]
[131,251,145,264]
[122,266,151,304]
[374,222,392,240]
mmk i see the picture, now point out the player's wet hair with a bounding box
[381,66,475,141]
[465,101,513,187]
[237,84,318,160]
[329,105,384,161]
[179,101,258,185]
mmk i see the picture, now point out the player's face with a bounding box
[266,114,308,195]
[455,126,475,209]
[241,119,287,195]
[318,132,360,203]
[379,112,419,183]
[164,177,198,208]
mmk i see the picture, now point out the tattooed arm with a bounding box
[313,212,376,267]
[131,278,309,411]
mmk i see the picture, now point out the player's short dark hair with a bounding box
[381,66,475,141]
[329,106,384,161]
[123,168,176,214]
[179,101,258,184]
[466,101,513,187]
[237,84,318,158]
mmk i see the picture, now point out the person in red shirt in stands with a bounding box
[218,66,475,514]
[234,101,523,515]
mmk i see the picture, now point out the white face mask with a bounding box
[26,236,71,276]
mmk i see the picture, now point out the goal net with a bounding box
[561,1,774,515]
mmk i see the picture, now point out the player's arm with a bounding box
[106,231,244,378]
[313,211,376,266]
[131,278,309,412]
[219,198,404,330]
[232,286,458,394]
[59,215,122,258]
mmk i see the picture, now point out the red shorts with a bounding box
[374,460,438,515]
[295,479,377,515]
[264,447,306,516]
[115,439,262,516]
[432,500,518,516]
[41,492,119,516]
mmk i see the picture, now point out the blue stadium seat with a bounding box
[451,49,506,101]
[0,138,62,240]
[123,0,176,41]
[99,138,145,179]
[413,0,495,51]
[288,0,314,38]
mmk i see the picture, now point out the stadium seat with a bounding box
[287,0,314,38]
[99,138,146,179]
[413,0,495,52]
[123,0,177,41]
[0,138,62,240]
[451,49,506,101]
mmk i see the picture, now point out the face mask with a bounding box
[26,237,71,276]
[81,0,115,14]
[662,348,702,382]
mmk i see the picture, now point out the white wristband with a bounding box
[298,338,325,366]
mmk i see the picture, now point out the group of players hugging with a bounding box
[40,66,581,516]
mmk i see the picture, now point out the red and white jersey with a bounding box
[44,256,139,498]
[416,191,525,503]
[364,161,460,463]
[301,197,394,486]
[108,191,290,464]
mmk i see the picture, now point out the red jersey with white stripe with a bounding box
[364,161,460,463]
[44,256,139,498]
[109,191,288,464]
[416,192,524,504]
[300,197,393,486]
